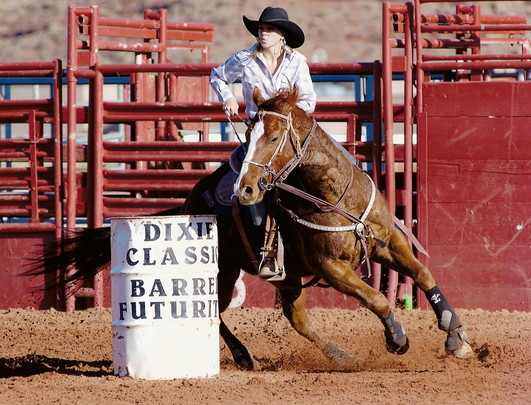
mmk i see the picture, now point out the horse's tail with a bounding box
[24,206,183,291]
[25,161,231,291]
[24,226,113,290]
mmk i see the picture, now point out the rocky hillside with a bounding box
[1,0,528,65]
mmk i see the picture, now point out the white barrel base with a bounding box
[113,321,219,379]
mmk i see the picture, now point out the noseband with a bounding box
[243,110,318,190]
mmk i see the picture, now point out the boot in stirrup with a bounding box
[258,256,285,281]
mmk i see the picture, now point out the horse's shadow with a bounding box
[0,354,112,378]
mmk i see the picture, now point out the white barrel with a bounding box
[110,215,219,380]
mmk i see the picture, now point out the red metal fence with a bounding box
[0,2,529,311]
[0,5,381,310]
[0,61,63,231]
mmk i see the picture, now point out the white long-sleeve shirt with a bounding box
[210,44,316,119]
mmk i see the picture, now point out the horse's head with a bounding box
[235,87,311,205]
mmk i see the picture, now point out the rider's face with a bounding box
[258,24,284,50]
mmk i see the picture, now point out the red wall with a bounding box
[0,231,62,309]
[417,81,531,311]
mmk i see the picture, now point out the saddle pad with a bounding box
[215,169,239,206]
[230,143,247,173]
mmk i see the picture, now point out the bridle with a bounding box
[241,108,373,231]
[243,110,318,191]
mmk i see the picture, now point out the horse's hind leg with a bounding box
[377,228,473,358]
[276,281,358,366]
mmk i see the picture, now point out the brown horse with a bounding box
[234,87,472,360]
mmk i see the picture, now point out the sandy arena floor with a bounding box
[0,306,529,404]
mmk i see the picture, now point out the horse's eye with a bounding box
[270,137,279,144]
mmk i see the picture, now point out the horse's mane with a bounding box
[259,88,299,112]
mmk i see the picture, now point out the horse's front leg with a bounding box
[218,262,258,370]
[318,258,410,355]
[219,316,256,370]
[377,227,473,358]
[276,279,358,366]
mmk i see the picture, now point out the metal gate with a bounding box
[384,0,530,310]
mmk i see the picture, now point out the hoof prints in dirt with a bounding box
[0,354,112,378]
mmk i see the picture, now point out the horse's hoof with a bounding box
[381,312,409,355]
[451,341,473,359]
[445,328,473,359]
[232,347,258,370]
[237,356,257,370]
[386,335,410,355]
[323,341,358,365]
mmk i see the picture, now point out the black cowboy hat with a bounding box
[243,7,305,48]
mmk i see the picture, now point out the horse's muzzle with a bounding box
[237,182,264,206]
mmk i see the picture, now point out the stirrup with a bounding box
[258,257,286,281]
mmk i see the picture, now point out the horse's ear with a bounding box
[253,86,265,106]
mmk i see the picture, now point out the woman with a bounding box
[210,7,316,281]
[210,6,316,119]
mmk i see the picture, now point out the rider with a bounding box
[210,7,316,281]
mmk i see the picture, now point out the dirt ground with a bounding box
[0,306,529,404]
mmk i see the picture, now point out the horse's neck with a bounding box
[296,127,354,201]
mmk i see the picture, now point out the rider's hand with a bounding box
[223,98,239,117]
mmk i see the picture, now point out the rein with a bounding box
[226,114,249,144]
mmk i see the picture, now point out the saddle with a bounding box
[212,142,243,206]
[213,144,266,227]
